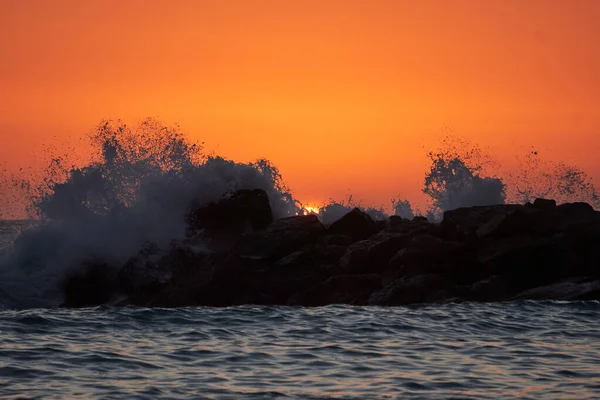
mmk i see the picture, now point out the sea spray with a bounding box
[0,119,300,307]
[505,148,600,207]
[421,136,506,220]
[317,195,388,224]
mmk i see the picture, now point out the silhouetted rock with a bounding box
[118,242,171,295]
[236,214,325,259]
[321,234,354,247]
[387,215,411,230]
[118,246,218,307]
[478,236,572,292]
[557,201,596,218]
[327,208,381,240]
[467,275,509,302]
[388,235,480,284]
[441,204,520,239]
[513,278,600,301]
[61,261,119,308]
[366,232,410,270]
[369,274,454,306]
[531,198,556,210]
[288,274,381,306]
[386,216,440,239]
[60,197,600,308]
[186,189,273,250]
[338,240,376,274]
[337,232,410,274]
[250,249,331,304]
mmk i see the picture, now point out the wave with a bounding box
[0,119,598,307]
[0,119,299,307]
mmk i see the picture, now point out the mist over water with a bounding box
[0,119,599,307]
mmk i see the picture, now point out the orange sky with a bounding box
[1,0,600,209]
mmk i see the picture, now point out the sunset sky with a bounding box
[1,0,600,209]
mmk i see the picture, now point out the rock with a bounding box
[483,207,561,238]
[387,215,411,230]
[443,201,600,241]
[387,216,431,234]
[478,236,572,292]
[366,232,411,269]
[369,274,454,306]
[58,197,600,308]
[513,278,600,301]
[338,240,375,274]
[308,242,349,267]
[137,251,248,307]
[531,198,556,210]
[186,189,273,249]
[467,275,509,302]
[388,235,480,284]
[192,253,256,306]
[120,246,216,307]
[441,204,521,239]
[117,243,171,294]
[61,261,119,308]
[236,214,325,259]
[242,250,331,305]
[288,274,382,306]
[327,208,381,241]
[321,234,354,247]
[557,201,596,218]
[336,232,413,275]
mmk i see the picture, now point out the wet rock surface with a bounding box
[60,192,600,307]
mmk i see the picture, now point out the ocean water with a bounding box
[1,302,599,399]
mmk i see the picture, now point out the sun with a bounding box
[302,205,320,215]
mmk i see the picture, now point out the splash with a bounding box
[505,148,600,208]
[318,195,388,224]
[419,136,600,220]
[391,198,415,220]
[0,119,300,307]
[421,136,506,220]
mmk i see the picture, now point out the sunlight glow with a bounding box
[303,205,320,215]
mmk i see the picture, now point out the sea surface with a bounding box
[1,303,600,399]
[1,223,600,399]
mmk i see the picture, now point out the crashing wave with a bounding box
[0,121,599,307]
[0,119,300,307]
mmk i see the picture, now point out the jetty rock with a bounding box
[60,192,600,308]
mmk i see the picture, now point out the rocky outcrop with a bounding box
[61,260,120,307]
[235,214,325,259]
[186,189,273,250]
[327,208,380,240]
[60,194,600,308]
[288,274,382,306]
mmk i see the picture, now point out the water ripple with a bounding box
[0,302,599,399]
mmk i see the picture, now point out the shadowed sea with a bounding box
[1,302,600,399]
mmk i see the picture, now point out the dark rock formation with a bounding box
[60,194,600,308]
[327,208,381,240]
[288,274,381,306]
[61,260,119,307]
[186,189,273,250]
[512,278,600,301]
[236,214,325,259]
[369,274,454,306]
[187,189,273,233]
